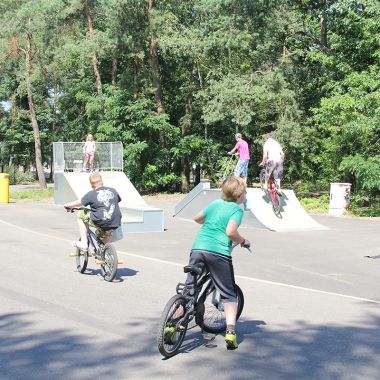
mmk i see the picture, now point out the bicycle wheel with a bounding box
[100,243,118,282]
[75,243,88,274]
[157,295,188,358]
[196,283,244,334]
[259,169,266,189]
[272,192,282,216]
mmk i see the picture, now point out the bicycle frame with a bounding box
[173,264,211,324]
[87,228,104,256]
[267,175,277,203]
[260,167,282,216]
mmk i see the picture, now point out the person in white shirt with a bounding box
[260,133,285,195]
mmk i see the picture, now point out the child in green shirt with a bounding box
[189,176,250,350]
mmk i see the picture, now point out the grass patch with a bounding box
[299,194,329,213]
[349,195,380,217]
[10,188,54,202]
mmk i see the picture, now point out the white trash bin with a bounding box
[329,183,351,216]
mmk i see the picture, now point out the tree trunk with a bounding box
[50,84,58,180]
[25,27,46,189]
[147,0,165,147]
[84,0,103,95]
[180,93,193,192]
[320,0,328,49]
[112,56,117,85]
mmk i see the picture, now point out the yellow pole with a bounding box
[0,173,10,203]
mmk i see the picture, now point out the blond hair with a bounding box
[221,176,246,202]
[86,134,94,141]
[89,172,103,188]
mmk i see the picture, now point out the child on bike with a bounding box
[64,172,122,250]
[260,132,285,195]
[83,134,96,172]
[187,176,250,350]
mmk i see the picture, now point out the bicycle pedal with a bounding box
[95,259,105,265]
[69,252,79,257]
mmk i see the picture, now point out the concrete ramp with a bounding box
[54,172,164,232]
[245,188,327,232]
[174,181,327,232]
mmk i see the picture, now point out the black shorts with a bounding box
[186,249,237,302]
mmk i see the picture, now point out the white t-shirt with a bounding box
[264,138,283,162]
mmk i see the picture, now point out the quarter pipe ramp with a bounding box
[174,181,327,232]
[54,172,164,232]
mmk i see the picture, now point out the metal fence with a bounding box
[53,142,123,172]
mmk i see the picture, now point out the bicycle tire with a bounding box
[272,192,282,216]
[259,169,266,189]
[100,243,118,282]
[196,283,244,334]
[75,245,88,273]
[157,295,188,358]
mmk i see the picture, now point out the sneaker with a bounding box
[225,332,238,350]
[72,241,88,251]
[164,326,176,345]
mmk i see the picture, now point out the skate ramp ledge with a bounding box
[174,180,211,216]
[121,206,164,233]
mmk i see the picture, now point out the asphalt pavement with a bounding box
[0,198,380,380]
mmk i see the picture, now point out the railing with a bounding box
[53,142,123,172]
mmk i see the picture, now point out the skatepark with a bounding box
[1,151,380,378]
[52,142,328,235]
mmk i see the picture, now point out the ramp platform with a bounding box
[174,180,327,232]
[53,141,164,233]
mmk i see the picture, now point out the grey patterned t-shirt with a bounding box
[81,186,122,229]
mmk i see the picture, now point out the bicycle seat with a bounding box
[183,264,204,275]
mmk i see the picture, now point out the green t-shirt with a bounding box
[192,199,243,256]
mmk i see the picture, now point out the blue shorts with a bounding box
[234,159,249,177]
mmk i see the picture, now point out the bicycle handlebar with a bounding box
[232,241,252,253]
[64,206,86,213]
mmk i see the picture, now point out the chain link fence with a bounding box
[53,142,123,172]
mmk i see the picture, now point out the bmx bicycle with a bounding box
[259,167,282,216]
[157,243,251,358]
[221,152,238,181]
[65,207,120,282]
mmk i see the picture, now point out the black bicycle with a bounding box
[66,207,119,282]
[157,244,251,358]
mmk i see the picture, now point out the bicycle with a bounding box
[157,243,251,358]
[259,167,282,216]
[65,207,119,282]
[221,152,238,181]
